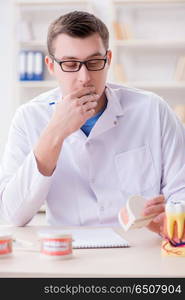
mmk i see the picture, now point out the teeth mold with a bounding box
[165,200,185,240]
[161,200,185,256]
[118,195,157,231]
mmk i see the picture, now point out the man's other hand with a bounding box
[143,195,165,235]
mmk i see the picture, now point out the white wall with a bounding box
[0,0,184,157]
[0,0,110,157]
[0,0,14,156]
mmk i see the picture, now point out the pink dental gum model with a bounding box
[161,200,185,256]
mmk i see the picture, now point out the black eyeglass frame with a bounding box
[50,50,108,72]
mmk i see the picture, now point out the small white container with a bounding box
[0,233,13,257]
[38,230,73,260]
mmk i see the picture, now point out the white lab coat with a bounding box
[1,83,185,226]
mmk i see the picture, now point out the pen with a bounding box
[49,101,56,105]
[49,93,96,106]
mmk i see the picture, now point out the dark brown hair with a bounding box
[47,11,109,56]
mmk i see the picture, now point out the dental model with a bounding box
[161,200,185,256]
[165,200,185,240]
[118,195,157,231]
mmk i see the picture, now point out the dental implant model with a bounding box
[161,200,185,256]
[118,195,157,231]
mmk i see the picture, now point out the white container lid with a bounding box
[38,229,72,239]
[0,232,12,240]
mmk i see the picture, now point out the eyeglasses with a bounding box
[50,51,108,72]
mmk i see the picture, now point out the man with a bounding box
[0,11,185,240]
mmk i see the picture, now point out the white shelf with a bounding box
[110,0,185,107]
[19,80,185,90]
[113,40,185,49]
[119,81,185,89]
[20,40,46,48]
[16,0,90,5]
[19,80,57,88]
[113,0,185,4]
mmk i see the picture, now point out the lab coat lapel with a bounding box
[88,84,125,139]
[66,129,87,145]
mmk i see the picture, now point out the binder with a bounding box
[27,51,35,80]
[19,50,44,81]
[19,50,27,81]
[114,63,127,82]
[174,56,185,81]
[34,51,43,80]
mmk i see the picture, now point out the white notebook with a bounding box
[62,228,130,248]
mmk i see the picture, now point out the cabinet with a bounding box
[14,0,94,106]
[110,0,185,118]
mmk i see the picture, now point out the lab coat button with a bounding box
[113,120,117,125]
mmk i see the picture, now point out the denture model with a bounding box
[118,195,157,231]
[161,200,185,256]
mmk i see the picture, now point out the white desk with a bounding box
[0,214,185,278]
